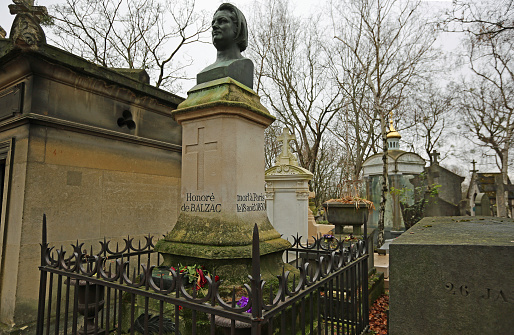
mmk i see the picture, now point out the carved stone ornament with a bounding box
[296,191,310,200]
[9,0,48,48]
[265,164,311,176]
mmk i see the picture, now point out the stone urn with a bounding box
[322,202,370,234]
[68,279,106,335]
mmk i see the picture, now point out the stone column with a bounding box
[265,128,312,242]
[154,78,291,283]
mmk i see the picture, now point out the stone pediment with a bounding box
[266,164,312,177]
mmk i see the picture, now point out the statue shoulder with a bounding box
[197,58,254,89]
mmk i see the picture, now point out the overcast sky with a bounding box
[1,0,455,92]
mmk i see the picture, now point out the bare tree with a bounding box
[445,0,514,39]
[458,78,514,216]
[448,0,514,217]
[264,123,284,170]
[326,36,380,181]
[331,0,438,245]
[312,139,356,203]
[47,0,209,90]
[403,80,455,164]
[248,0,342,206]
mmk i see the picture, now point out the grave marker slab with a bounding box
[390,216,514,334]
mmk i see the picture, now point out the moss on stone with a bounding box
[173,78,274,122]
[0,40,183,107]
[393,216,514,246]
[160,212,283,246]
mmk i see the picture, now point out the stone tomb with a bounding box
[390,216,514,334]
[265,127,312,242]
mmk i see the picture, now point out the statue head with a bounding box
[212,3,248,53]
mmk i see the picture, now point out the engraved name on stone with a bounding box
[182,192,221,213]
[236,193,266,212]
[444,282,510,303]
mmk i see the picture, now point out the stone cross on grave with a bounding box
[431,150,440,165]
[470,159,479,173]
[9,0,47,23]
[186,127,218,190]
[9,0,48,46]
[276,127,297,166]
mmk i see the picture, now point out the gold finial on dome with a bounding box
[387,111,401,139]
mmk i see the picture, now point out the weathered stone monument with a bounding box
[424,150,464,217]
[265,128,312,241]
[466,167,514,217]
[154,3,290,282]
[390,216,514,334]
[0,1,183,332]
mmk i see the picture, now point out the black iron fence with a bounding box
[37,215,369,334]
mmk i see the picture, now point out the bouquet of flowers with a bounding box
[171,264,219,290]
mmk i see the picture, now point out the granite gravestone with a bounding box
[390,216,514,334]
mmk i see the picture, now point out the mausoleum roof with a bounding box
[362,150,425,177]
[0,39,184,106]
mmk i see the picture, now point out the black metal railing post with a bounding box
[362,212,370,332]
[36,214,48,335]
[251,224,262,335]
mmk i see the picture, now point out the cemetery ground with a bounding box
[369,293,389,335]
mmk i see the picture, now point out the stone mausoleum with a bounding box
[362,118,425,237]
[0,3,183,332]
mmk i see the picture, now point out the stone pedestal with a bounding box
[265,128,312,242]
[154,78,290,282]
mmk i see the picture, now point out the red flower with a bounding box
[214,275,220,282]
[170,266,176,271]
[196,269,208,289]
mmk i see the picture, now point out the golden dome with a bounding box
[387,113,401,139]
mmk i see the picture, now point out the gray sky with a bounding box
[0,0,320,91]
[1,0,455,92]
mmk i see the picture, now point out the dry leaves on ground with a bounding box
[369,293,389,334]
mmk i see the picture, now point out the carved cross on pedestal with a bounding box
[431,150,440,165]
[186,127,218,191]
[470,159,478,173]
[9,0,48,23]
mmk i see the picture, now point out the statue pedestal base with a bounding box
[154,78,291,283]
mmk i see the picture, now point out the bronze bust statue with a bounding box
[197,3,254,89]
